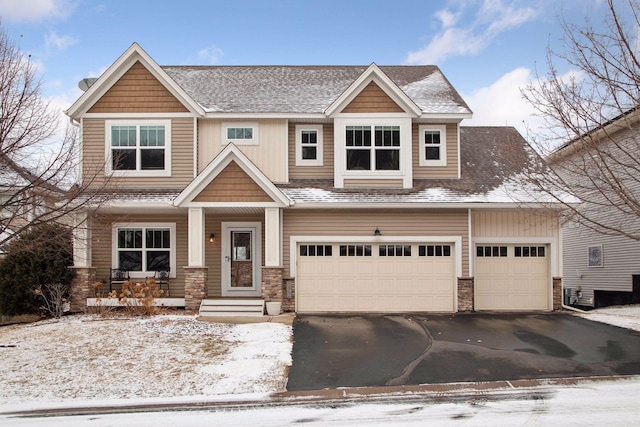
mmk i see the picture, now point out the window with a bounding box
[222,122,258,145]
[476,246,508,257]
[419,125,446,166]
[112,223,176,278]
[299,244,333,257]
[419,245,452,257]
[346,125,400,171]
[514,246,546,258]
[379,244,412,256]
[588,245,603,267]
[339,244,372,257]
[295,125,323,166]
[106,121,171,177]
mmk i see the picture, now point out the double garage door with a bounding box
[297,242,455,313]
[296,241,551,313]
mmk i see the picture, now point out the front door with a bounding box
[222,222,262,297]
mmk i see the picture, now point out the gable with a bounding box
[88,61,189,113]
[341,81,405,113]
[192,161,274,203]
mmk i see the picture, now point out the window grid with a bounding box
[346,125,400,171]
[339,244,372,257]
[514,246,546,257]
[379,244,412,257]
[299,245,333,257]
[476,246,508,257]
[418,245,452,257]
[116,227,171,272]
[110,124,166,172]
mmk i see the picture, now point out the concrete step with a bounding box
[199,298,265,317]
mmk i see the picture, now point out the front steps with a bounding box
[198,298,265,317]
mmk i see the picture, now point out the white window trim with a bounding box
[588,244,604,268]
[221,122,259,146]
[111,222,177,279]
[419,124,447,167]
[295,124,323,166]
[334,117,412,188]
[105,120,172,177]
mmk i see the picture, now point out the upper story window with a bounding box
[222,122,259,145]
[345,125,400,171]
[295,124,323,166]
[113,223,176,278]
[106,120,171,177]
[419,125,447,167]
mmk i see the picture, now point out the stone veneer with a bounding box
[69,267,96,313]
[282,277,295,312]
[457,277,474,312]
[262,267,284,302]
[553,277,563,311]
[184,267,208,311]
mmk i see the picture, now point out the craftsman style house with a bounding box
[66,43,564,314]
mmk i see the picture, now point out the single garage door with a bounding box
[475,244,550,310]
[297,242,455,313]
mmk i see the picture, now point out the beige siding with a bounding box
[413,123,459,179]
[198,119,288,182]
[341,81,404,113]
[343,179,404,189]
[204,214,264,297]
[472,210,559,238]
[82,117,195,189]
[283,209,469,278]
[91,214,189,297]
[89,62,189,113]
[288,122,334,179]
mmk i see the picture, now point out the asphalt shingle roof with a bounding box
[162,65,471,115]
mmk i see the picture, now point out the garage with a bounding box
[475,244,550,310]
[296,242,456,313]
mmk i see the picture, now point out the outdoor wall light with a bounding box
[209,233,216,243]
[374,227,382,236]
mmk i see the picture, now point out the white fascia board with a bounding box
[324,63,422,117]
[419,113,473,121]
[66,43,205,119]
[83,112,198,119]
[186,202,286,208]
[290,202,566,209]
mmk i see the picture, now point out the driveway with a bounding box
[287,313,640,391]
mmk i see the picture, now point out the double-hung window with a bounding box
[346,125,400,171]
[113,223,176,278]
[295,124,323,166]
[419,125,446,166]
[107,120,171,176]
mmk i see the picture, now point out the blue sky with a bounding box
[0,0,611,138]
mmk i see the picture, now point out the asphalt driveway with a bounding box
[287,313,640,391]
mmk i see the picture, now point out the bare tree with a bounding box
[523,0,640,240]
[0,22,109,253]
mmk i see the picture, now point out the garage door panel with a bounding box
[297,242,455,313]
[475,244,550,311]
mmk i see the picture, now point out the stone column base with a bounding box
[262,266,284,302]
[553,277,563,311]
[282,277,295,312]
[184,267,208,311]
[69,267,96,313]
[458,277,474,312]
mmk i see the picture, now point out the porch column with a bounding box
[185,207,207,310]
[70,211,93,312]
[264,207,281,267]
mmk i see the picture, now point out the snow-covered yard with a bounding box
[0,314,292,410]
[577,304,640,332]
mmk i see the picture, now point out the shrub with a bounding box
[0,224,74,316]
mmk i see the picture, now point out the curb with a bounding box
[2,375,638,418]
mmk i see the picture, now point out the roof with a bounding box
[277,127,567,206]
[162,65,471,115]
[0,156,63,194]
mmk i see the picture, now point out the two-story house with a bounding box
[65,43,565,314]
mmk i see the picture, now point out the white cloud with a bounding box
[45,32,78,52]
[198,45,224,65]
[462,67,538,137]
[405,0,538,65]
[0,0,74,22]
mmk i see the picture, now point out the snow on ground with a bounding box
[576,304,640,332]
[0,314,292,410]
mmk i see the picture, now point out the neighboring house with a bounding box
[548,109,640,308]
[65,43,566,314]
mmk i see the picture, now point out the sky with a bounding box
[0,0,614,141]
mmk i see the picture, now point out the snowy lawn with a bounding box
[0,314,292,408]
[577,304,640,332]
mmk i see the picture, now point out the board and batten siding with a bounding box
[412,123,459,179]
[288,122,334,179]
[282,209,469,278]
[82,117,194,188]
[562,223,640,306]
[198,119,288,183]
[472,210,559,238]
[91,214,189,297]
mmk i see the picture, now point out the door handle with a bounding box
[225,256,231,262]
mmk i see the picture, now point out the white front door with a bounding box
[222,222,262,297]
